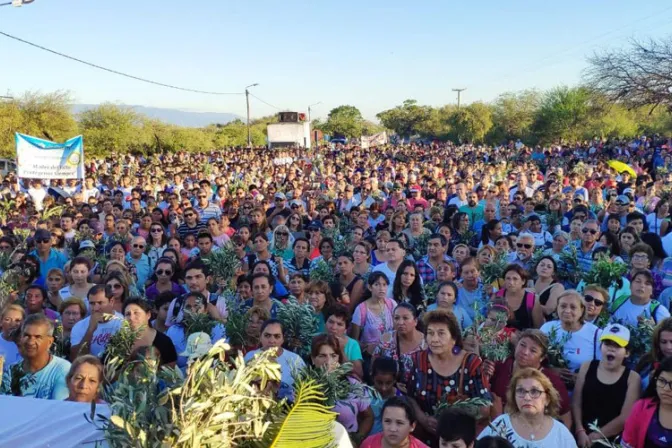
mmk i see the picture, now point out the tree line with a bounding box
[1,37,672,157]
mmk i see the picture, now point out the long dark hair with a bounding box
[643,356,672,401]
[392,260,424,308]
[481,219,501,245]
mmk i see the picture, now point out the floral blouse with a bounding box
[373,331,427,382]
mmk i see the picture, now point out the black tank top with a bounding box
[538,284,558,321]
[581,360,630,430]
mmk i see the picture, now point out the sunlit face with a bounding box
[515,337,544,369]
[124,303,150,331]
[393,307,416,335]
[461,263,479,285]
[370,277,389,300]
[183,296,206,314]
[110,245,125,261]
[631,274,653,300]
[631,252,650,270]
[536,259,554,279]
[1,309,23,338]
[436,285,456,309]
[185,269,208,293]
[312,343,340,372]
[659,331,672,359]
[382,406,415,447]
[20,323,53,359]
[237,281,252,299]
[495,238,511,253]
[557,295,584,325]
[516,237,534,258]
[353,245,368,264]
[25,288,45,313]
[620,232,635,250]
[504,271,524,292]
[70,263,89,285]
[514,378,549,417]
[583,289,605,321]
[656,370,672,406]
[309,291,327,312]
[425,322,454,356]
[337,256,354,276]
[67,362,101,403]
[477,250,492,266]
[61,304,82,331]
[452,246,469,263]
[252,277,272,302]
[46,273,65,292]
[320,243,334,259]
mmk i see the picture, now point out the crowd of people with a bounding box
[2,136,672,447]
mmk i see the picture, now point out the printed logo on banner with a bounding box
[15,133,85,179]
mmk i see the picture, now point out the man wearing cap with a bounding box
[405,185,428,212]
[29,228,67,284]
[601,195,631,232]
[266,192,291,220]
[383,182,405,210]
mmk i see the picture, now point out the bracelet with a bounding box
[576,428,586,434]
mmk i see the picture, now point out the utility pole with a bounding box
[452,88,466,109]
[245,83,258,147]
[308,101,321,122]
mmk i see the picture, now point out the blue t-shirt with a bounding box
[1,355,71,400]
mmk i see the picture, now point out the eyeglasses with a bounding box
[151,228,163,233]
[582,228,598,235]
[274,198,284,202]
[36,239,51,244]
[291,205,299,209]
[584,294,605,307]
[515,388,545,399]
[243,206,252,210]
[631,254,649,261]
[156,269,172,276]
[615,201,625,206]
[657,377,672,391]
[62,311,81,317]
[516,243,533,249]
[108,283,123,290]
[133,244,146,249]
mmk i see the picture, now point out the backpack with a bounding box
[610,295,662,324]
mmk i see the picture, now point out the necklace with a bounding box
[518,415,545,440]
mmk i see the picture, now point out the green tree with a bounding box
[79,104,150,156]
[323,105,364,137]
[449,102,493,143]
[415,105,454,139]
[489,90,541,143]
[532,86,597,143]
[0,91,78,157]
[376,100,432,137]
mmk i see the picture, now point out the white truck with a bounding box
[267,122,311,149]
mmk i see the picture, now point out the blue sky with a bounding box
[1,0,671,120]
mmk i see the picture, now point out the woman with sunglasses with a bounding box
[622,356,672,448]
[146,258,184,304]
[147,223,168,267]
[582,284,608,325]
[270,225,294,262]
[104,271,131,314]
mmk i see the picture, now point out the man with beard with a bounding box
[1,314,70,399]
[509,232,536,272]
[459,191,483,230]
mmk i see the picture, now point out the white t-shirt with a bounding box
[70,312,124,356]
[244,348,305,388]
[479,414,578,448]
[540,320,602,373]
[611,298,671,326]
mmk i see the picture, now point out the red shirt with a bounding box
[360,433,429,448]
[490,357,571,416]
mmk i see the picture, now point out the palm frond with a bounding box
[277,298,319,357]
[267,380,337,448]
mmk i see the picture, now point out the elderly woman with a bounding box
[489,329,571,427]
[478,368,577,447]
[582,284,608,325]
[540,290,601,389]
[270,225,294,262]
[0,304,25,366]
[65,355,104,403]
[405,309,491,445]
[57,298,86,354]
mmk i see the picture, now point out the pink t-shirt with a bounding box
[360,433,429,448]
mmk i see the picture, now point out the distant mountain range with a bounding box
[71,104,241,128]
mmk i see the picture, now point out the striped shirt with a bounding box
[176,222,207,240]
[194,202,222,222]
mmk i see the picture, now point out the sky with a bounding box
[1,0,671,121]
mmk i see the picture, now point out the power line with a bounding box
[249,92,281,110]
[0,30,244,96]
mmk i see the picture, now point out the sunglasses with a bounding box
[582,228,598,235]
[151,228,163,233]
[156,269,172,276]
[291,205,299,209]
[516,243,533,249]
[133,244,146,249]
[198,195,207,199]
[184,213,194,218]
[108,283,123,290]
[276,232,289,236]
[584,294,605,307]
[36,239,51,244]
